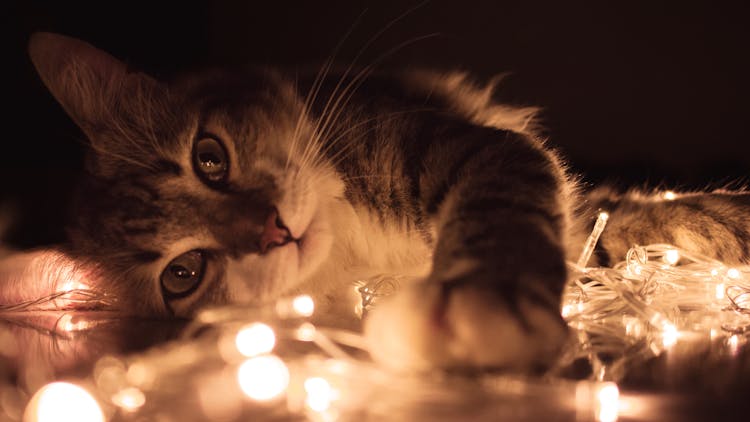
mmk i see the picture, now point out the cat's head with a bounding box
[28,33,344,316]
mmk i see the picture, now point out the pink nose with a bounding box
[259,210,293,253]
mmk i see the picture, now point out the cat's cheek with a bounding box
[296,215,333,282]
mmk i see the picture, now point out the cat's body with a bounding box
[20,33,750,372]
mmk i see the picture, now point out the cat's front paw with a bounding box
[364,267,568,373]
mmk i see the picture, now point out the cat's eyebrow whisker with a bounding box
[299,8,437,173]
[301,5,423,173]
[310,35,441,175]
[288,11,368,172]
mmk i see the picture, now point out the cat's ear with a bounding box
[28,32,154,137]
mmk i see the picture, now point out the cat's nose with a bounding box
[259,209,293,254]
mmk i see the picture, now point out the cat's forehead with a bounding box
[177,67,302,120]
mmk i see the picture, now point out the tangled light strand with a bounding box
[16,210,750,421]
[0,288,116,313]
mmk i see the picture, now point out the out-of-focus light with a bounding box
[561,304,573,318]
[663,191,677,200]
[710,328,719,341]
[292,295,315,317]
[237,355,289,401]
[126,362,156,389]
[716,283,725,300]
[728,268,741,279]
[304,377,333,412]
[57,314,92,332]
[296,322,316,341]
[624,317,643,338]
[727,335,743,355]
[59,280,88,293]
[111,387,145,412]
[662,323,679,348]
[629,264,643,276]
[596,383,619,422]
[235,323,276,357]
[664,249,680,266]
[25,382,104,422]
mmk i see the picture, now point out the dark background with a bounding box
[4,1,750,247]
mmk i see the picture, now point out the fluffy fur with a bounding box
[20,33,750,373]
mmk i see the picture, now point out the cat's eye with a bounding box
[160,250,205,298]
[193,136,228,183]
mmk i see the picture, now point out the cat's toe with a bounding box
[364,280,568,373]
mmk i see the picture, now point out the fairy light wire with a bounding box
[13,202,750,421]
[0,288,116,313]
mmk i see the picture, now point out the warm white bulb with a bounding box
[664,249,680,265]
[57,314,89,332]
[596,383,619,422]
[292,295,315,317]
[296,322,316,341]
[111,387,146,412]
[304,377,333,412]
[716,283,725,300]
[237,355,289,401]
[662,323,679,348]
[663,191,677,200]
[235,323,276,357]
[26,382,104,422]
[727,268,741,279]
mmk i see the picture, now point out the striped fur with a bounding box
[25,33,750,372]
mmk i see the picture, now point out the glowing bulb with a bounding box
[577,211,610,267]
[661,323,679,348]
[59,280,88,293]
[237,355,289,401]
[561,304,573,318]
[716,283,725,300]
[304,377,333,412]
[292,295,315,317]
[25,382,104,422]
[729,335,739,347]
[235,323,276,357]
[663,191,677,200]
[596,383,619,422]
[664,249,680,265]
[296,322,316,341]
[111,387,145,412]
[728,268,741,279]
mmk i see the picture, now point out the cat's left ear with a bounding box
[28,32,157,138]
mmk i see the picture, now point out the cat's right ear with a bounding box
[28,32,150,138]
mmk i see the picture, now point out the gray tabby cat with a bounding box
[25,33,750,373]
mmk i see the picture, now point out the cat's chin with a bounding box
[225,243,302,302]
[224,213,333,303]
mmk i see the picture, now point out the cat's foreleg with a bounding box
[365,126,571,372]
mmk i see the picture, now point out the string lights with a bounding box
[5,204,750,421]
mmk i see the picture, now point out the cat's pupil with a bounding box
[199,153,222,166]
[193,137,228,182]
[170,265,195,279]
